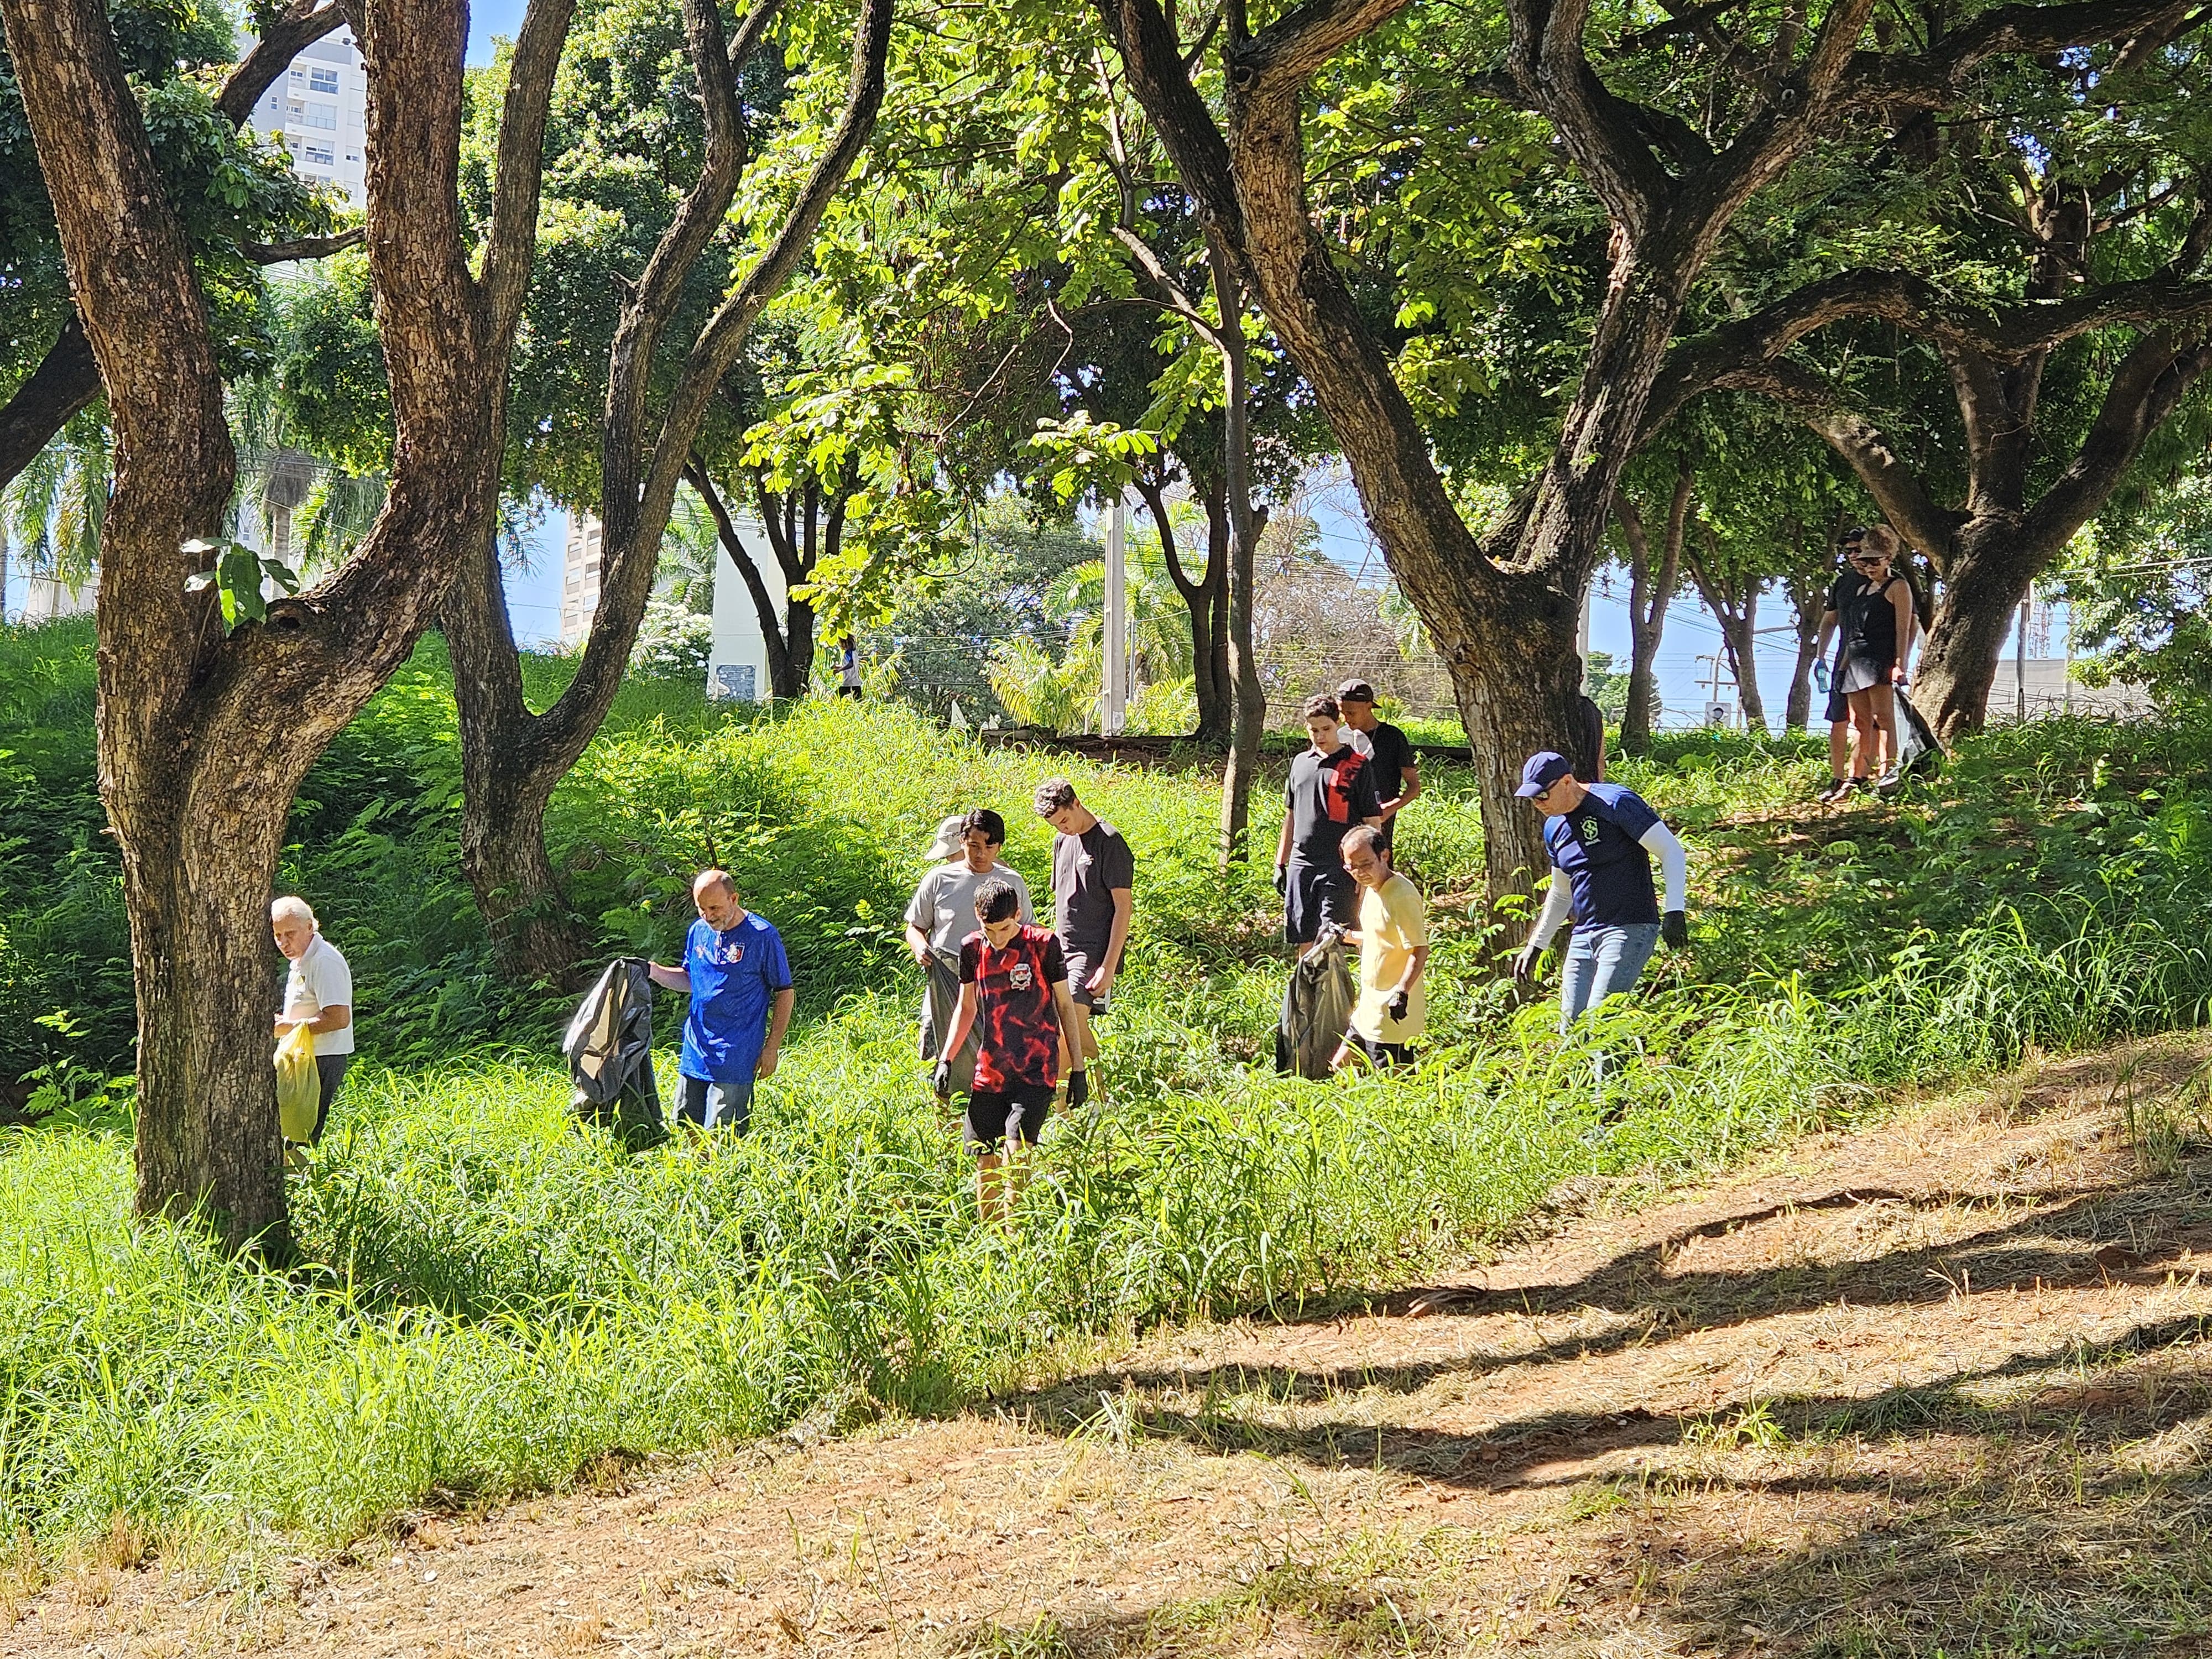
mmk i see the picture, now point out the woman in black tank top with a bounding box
[1815,525,1917,799]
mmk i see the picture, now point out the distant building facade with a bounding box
[560,510,606,645]
[246,29,369,208]
[706,519,786,703]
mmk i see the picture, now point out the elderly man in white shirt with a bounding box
[272,895,355,1144]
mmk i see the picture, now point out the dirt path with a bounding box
[14,1037,2212,1658]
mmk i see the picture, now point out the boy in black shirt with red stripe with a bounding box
[937,878,1090,1222]
[1274,693,1384,945]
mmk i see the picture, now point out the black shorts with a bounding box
[966,1083,1053,1150]
[300,1053,351,1145]
[1340,1028,1412,1068]
[1062,942,1113,1011]
[1285,859,1357,946]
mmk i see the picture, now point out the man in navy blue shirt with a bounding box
[1510,751,1689,1032]
[649,869,794,1132]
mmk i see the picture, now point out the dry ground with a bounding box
[13,1036,2212,1659]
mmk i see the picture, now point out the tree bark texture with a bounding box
[0,0,565,1248]
[441,0,891,983]
[1613,457,1691,753]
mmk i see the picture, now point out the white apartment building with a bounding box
[246,29,369,209]
[560,510,606,645]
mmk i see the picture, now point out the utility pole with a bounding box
[1695,653,1734,728]
[1102,489,1129,735]
[2014,594,2028,724]
[1574,583,1591,690]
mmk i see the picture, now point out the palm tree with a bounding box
[985,534,1197,732]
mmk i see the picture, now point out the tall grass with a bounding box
[6,877,2209,1557]
[6,623,2212,1564]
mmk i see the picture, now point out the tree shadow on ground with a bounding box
[1010,1157,2212,1430]
[976,1136,2212,1654]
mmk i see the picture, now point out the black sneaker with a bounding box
[1817,778,1850,804]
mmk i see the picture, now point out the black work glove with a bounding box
[1661,910,1689,950]
[1066,1069,1089,1108]
[1386,989,1410,1022]
[1512,941,1544,984]
[1272,863,1288,896]
[932,1058,952,1099]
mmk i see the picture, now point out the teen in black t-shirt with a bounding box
[1033,776,1135,1093]
[1274,694,1384,946]
[1336,680,1421,852]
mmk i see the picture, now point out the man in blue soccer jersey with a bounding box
[649,868,795,1132]
[1511,751,1691,1032]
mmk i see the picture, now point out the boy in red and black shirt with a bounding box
[1274,693,1384,946]
[937,877,1089,1220]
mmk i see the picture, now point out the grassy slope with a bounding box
[2,622,2210,1561]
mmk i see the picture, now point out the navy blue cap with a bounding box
[1516,750,1574,798]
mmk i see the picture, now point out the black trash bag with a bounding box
[1895,687,1943,778]
[1276,924,1353,1081]
[564,956,667,1151]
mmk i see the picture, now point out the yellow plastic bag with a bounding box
[275,1022,319,1143]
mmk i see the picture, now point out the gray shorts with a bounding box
[1062,942,1113,1011]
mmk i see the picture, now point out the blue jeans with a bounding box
[1558,922,1661,1033]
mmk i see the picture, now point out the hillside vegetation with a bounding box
[2,617,2209,1560]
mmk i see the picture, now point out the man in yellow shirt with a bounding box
[1331,824,1428,1070]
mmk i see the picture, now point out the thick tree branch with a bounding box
[216,0,347,124]
[0,319,101,488]
[1715,359,1966,558]
[599,0,752,514]
[1647,268,2212,434]
[1230,0,1408,93]
[1835,0,2203,113]
[480,0,577,344]
[1099,0,1246,257]
[639,0,893,520]
[241,228,364,263]
[0,0,357,495]
[2023,331,2212,551]
[540,0,891,748]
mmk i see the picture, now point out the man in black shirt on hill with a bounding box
[1275,693,1384,946]
[1033,776,1134,1087]
[1335,680,1421,852]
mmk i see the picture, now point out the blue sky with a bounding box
[468,0,530,64]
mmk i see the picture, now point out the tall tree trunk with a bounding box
[1614,457,1691,754]
[1684,523,1768,733]
[444,529,581,978]
[1137,473,1230,744]
[1208,236,1266,864]
[442,0,891,981]
[0,0,564,1248]
[1912,528,2041,737]
[1782,565,1824,732]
